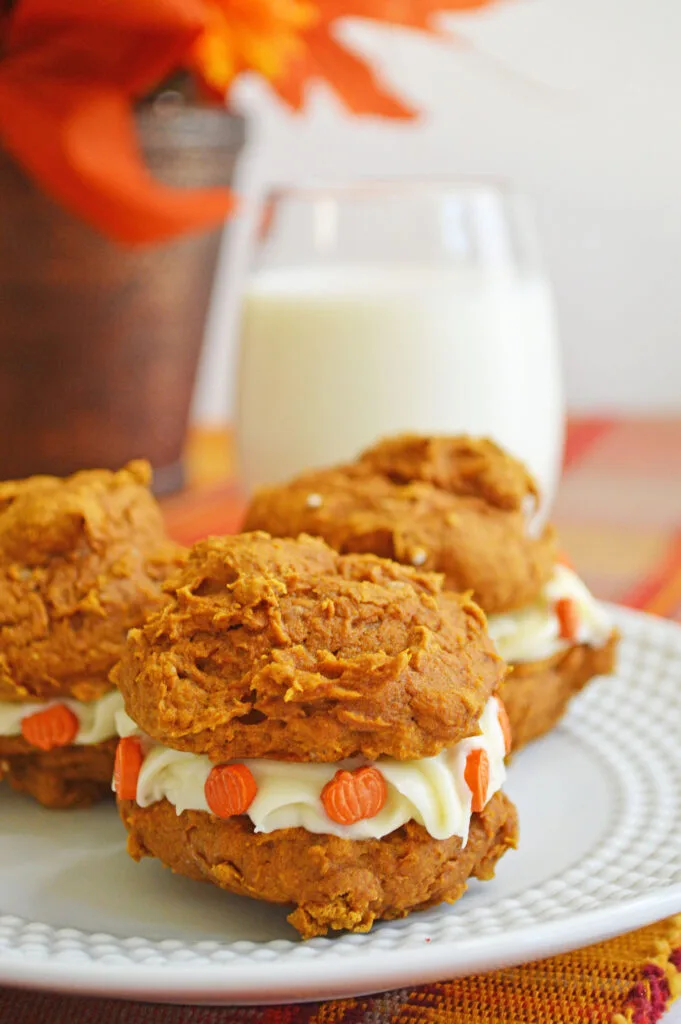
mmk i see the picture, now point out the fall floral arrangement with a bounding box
[0,0,496,245]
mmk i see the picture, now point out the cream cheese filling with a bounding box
[115,697,507,844]
[0,689,124,745]
[486,564,612,664]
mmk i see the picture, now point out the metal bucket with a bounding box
[0,103,245,494]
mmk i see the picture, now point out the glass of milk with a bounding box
[236,180,564,515]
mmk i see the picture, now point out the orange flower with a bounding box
[192,0,317,98]
[272,0,503,118]
[0,0,505,243]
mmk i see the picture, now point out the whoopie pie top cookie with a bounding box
[243,435,557,615]
[114,532,506,764]
[0,461,183,704]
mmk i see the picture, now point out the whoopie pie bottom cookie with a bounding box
[499,632,618,752]
[120,790,518,939]
[0,736,117,809]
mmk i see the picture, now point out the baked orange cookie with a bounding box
[244,435,618,750]
[115,532,518,938]
[0,461,184,808]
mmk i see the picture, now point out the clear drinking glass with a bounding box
[236,179,564,516]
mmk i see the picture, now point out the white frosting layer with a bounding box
[486,564,612,664]
[116,698,507,844]
[0,689,124,745]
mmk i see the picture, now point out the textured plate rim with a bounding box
[1,890,680,1004]
[1,603,680,1004]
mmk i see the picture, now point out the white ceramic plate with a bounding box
[0,604,680,1006]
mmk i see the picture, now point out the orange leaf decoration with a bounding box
[496,698,512,755]
[21,703,79,751]
[114,737,144,801]
[321,765,388,825]
[0,0,234,245]
[556,597,579,642]
[205,763,258,819]
[271,0,503,118]
[274,22,414,118]
[301,0,501,37]
[464,747,489,813]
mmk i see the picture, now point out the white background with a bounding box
[193,0,681,424]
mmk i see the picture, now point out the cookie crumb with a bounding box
[305,493,323,509]
[411,548,427,567]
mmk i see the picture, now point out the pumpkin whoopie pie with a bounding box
[114,532,518,938]
[0,461,183,808]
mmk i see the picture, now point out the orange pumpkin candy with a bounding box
[321,766,388,826]
[205,763,258,819]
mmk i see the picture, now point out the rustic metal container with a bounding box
[0,103,245,494]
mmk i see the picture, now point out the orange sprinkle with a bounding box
[555,597,580,641]
[21,703,78,751]
[496,699,512,755]
[113,737,144,801]
[205,763,257,819]
[321,766,387,826]
[464,748,490,814]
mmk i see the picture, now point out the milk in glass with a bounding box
[238,264,562,506]
[236,182,564,516]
